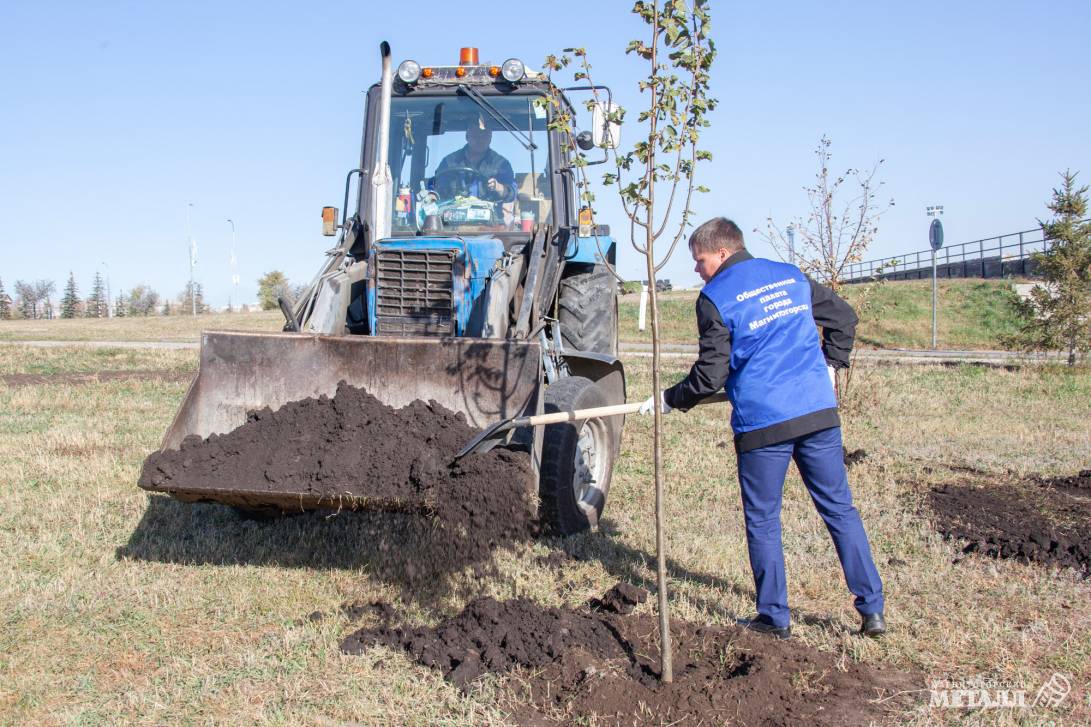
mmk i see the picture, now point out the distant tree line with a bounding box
[0,273,225,320]
[0,271,304,321]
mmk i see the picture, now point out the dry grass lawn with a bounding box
[0,310,283,342]
[1,344,1088,724]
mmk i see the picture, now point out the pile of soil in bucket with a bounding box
[927,470,1091,575]
[341,585,920,725]
[139,382,539,563]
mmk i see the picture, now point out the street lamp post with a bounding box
[101,261,111,318]
[786,224,796,266]
[926,205,945,349]
[186,203,197,317]
[227,219,239,311]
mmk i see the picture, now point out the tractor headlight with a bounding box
[397,60,421,84]
[500,58,525,82]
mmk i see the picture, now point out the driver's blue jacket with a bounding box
[434,146,517,203]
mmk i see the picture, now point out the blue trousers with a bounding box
[736,426,884,628]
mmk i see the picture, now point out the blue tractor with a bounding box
[149,44,626,535]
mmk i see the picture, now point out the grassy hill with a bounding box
[619,278,1026,350]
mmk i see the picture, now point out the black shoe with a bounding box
[860,612,886,638]
[736,615,791,640]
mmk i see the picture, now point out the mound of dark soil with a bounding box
[139,382,538,565]
[342,587,919,725]
[1039,469,1091,492]
[928,470,1091,575]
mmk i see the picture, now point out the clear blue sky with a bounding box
[2,1,1089,307]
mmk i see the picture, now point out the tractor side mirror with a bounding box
[592,100,621,149]
[321,206,339,236]
[575,131,595,151]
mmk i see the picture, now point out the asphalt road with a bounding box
[618,342,1065,365]
[1,338,1067,365]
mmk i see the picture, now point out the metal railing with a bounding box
[842,222,1080,283]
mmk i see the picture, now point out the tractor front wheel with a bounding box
[538,376,618,535]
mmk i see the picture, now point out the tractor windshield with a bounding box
[384,93,552,236]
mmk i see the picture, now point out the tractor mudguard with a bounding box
[561,350,625,408]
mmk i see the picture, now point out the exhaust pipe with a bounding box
[369,41,393,241]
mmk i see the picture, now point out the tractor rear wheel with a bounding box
[538,376,618,535]
[558,264,618,356]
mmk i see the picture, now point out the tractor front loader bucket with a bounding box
[143,331,541,511]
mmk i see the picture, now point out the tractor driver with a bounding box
[433,125,517,207]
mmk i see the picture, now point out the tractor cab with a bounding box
[372,50,566,241]
[386,93,553,235]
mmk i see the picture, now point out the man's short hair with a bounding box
[689,217,745,254]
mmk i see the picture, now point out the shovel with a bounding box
[457,392,729,459]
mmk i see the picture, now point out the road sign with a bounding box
[929,218,944,250]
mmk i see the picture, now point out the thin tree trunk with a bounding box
[644,5,672,685]
[646,242,672,684]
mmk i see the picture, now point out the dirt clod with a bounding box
[342,600,396,623]
[534,551,577,570]
[843,447,868,467]
[139,382,539,569]
[342,585,919,725]
[928,470,1091,575]
[588,582,647,614]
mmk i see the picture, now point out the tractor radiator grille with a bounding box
[374,249,456,336]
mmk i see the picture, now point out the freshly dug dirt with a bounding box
[588,581,648,615]
[843,447,868,467]
[2,370,194,387]
[342,587,919,725]
[299,600,395,627]
[139,382,538,565]
[927,470,1091,575]
[1041,469,1091,492]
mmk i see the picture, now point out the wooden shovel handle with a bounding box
[517,392,727,428]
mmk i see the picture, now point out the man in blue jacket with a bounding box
[639,217,885,640]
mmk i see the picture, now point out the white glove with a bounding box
[828,365,837,393]
[638,391,673,416]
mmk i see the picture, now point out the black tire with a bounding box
[539,376,618,535]
[558,264,618,356]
